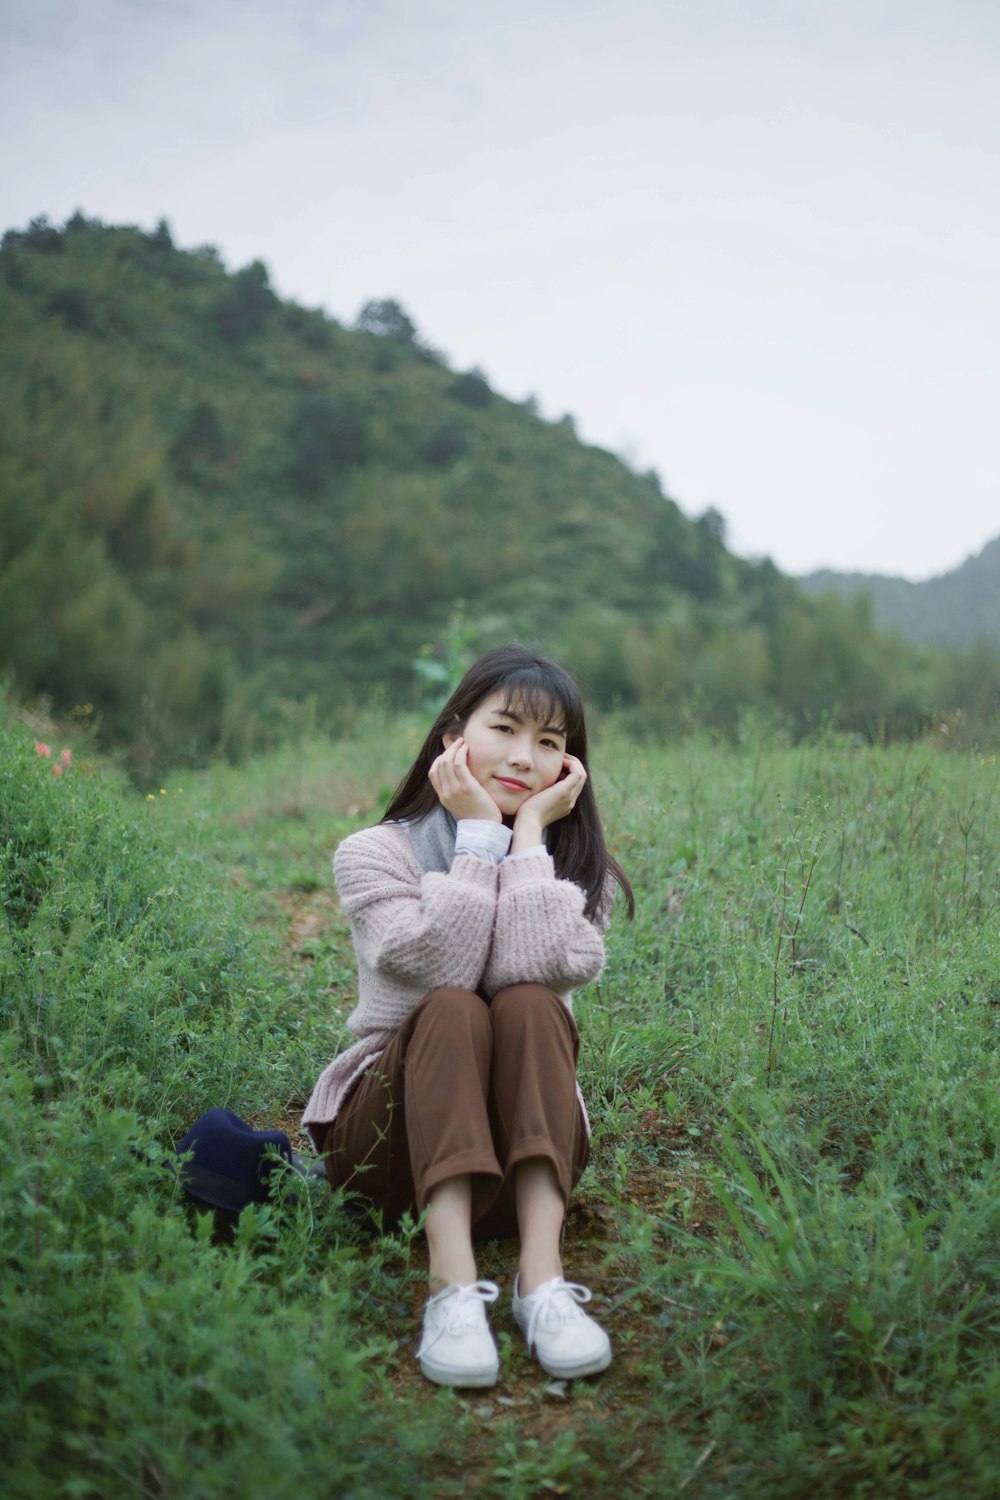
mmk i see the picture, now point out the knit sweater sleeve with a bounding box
[483,849,608,996]
[334,825,499,993]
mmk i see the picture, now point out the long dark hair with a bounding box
[383,644,634,921]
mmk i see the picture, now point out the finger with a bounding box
[429,748,457,789]
[437,761,461,794]
[445,741,467,775]
[562,763,586,795]
[453,742,480,784]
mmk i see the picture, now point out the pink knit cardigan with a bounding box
[301,822,608,1146]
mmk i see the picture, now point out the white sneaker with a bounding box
[416,1281,500,1387]
[512,1275,612,1378]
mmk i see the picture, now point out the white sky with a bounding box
[2,0,998,580]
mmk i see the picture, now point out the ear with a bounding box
[442,730,458,749]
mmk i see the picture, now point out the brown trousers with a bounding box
[319,985,589,1238]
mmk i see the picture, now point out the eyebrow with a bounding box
[492,708,567,738]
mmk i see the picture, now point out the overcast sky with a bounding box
[3,0,998,579]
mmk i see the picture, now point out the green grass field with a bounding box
[2,705,998,1498]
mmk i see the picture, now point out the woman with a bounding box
[303,644,633,1387]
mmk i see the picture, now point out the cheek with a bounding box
[538,757,565,790]
[463,743,490,785]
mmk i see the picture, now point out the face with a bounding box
[444,691,568,816]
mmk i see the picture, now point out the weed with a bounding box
[2,710,999,1496]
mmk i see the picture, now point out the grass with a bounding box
[2,705,998,1497]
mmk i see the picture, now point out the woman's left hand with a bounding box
[511,754,587,847]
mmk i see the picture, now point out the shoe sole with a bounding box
[418,1355,499,1388]
[521,1332,614,1374]
[513,1308,613,1380]
[527,1339,613,1379]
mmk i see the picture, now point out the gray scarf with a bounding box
[402,803,458,874]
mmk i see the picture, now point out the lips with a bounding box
[495,776,530,791]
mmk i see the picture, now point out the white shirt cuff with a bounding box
[453,819,513,864]
[506,844,547,862]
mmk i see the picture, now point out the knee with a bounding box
[490,983,564,1029]
[489,984,580,1071]
[419,986,492,1033]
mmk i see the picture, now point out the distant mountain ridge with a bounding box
[799,536,1000,648]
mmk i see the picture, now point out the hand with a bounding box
[429,738,503,823]
[511,754,587,849]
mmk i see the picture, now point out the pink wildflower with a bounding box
[52,763,64,776]
[35,741,51,758]
[60,748,73,766]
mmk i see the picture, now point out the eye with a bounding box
[540,738,560,750]
[492,723,513,734]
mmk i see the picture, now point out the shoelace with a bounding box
[419,1280,500,1352]
[521,1278,592,1351]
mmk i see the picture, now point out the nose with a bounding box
[507,735,534,770]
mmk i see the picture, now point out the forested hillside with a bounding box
[1,213,996,771]
[800,537,1000,649]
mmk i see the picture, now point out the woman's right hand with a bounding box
[429,738,503,823]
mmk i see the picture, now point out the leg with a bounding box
[425,1175,477,1290]
[402,987,502,1223]
[322,986,502,1243]
[486,985,611,1378]
[404,989,503,1385]
[474,983,588,1241]
[324,987,504,1387]
[489,984,585,1288]
[515,1158,566,1294]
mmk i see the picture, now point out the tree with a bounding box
[448,369,492,407]
[354,298,418,345]
[169,401,227,484]
[47,285,92,331]
[24,216,64,254]
[421,419,470,468]
[699,506,727,544]
[284,391,368,495]
[213,260,276,343]
[150,218,173,252]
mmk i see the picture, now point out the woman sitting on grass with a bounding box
[303,644,633,1387]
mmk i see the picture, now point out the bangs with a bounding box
[492,667,578,738]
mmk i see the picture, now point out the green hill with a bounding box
[0,213,994,769]
[800,537,1000,648]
